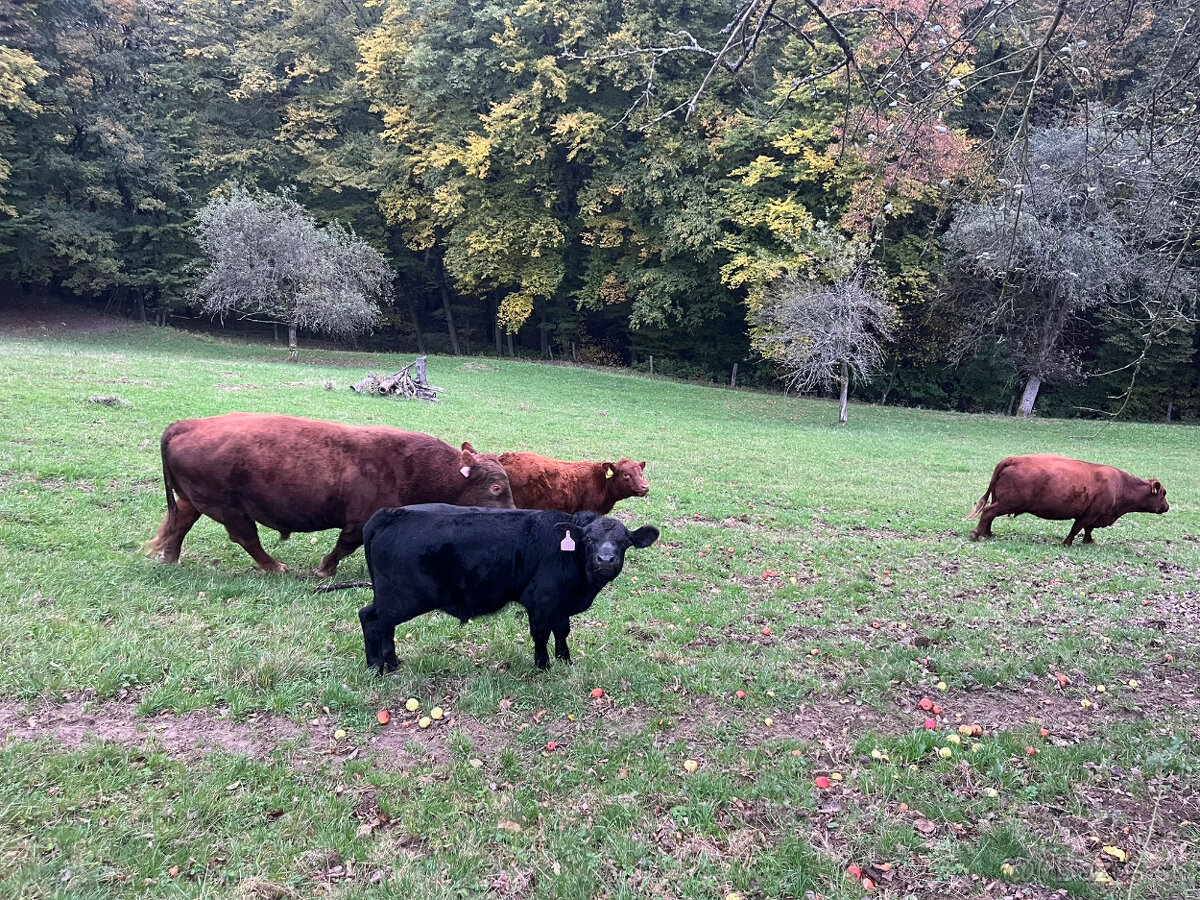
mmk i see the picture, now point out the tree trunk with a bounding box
[438,279,461,355]
[879,358,898,405]
[839,360,849,425]
[406,293,426,355]
[288,322,299,360]
[506,331,515,358]
[1018,375,1041,417]
[539,321,549,359]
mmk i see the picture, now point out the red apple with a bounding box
[376,709,390,725]
[590,688,604,699]
[814,776,831,789]
[918,697,933,711]
[923,718,937,729]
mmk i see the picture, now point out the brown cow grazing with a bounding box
[964,454,1169,546]
[146,413,513,576]
[498,453,649,515]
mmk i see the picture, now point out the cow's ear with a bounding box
[629,525,659,549]
[1149,478,1162,495]
[460,448,474,477]
[604,462,615,479]
[461,441,477,453]
[639,461,646,471]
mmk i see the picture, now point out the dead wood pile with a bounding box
[350,357,444,402]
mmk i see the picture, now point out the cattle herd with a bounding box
[145,412,1170,672]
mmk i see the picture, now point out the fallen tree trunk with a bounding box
[350,356,444,401]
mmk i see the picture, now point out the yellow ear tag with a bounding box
[560,531,576,552]
[460,466,470,477]
[606,468,614,479]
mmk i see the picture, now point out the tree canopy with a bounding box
[0,0,1196,419]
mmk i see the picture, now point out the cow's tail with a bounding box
[963,460,1006,520]
[313,580,373,594]
[143,427,179,555]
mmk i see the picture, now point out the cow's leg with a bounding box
[527,615,553,670]
[221,514,288,573]
[552,616,572,664]
[316,526,363,578]
[359,602,399,671]
[154,495,202,564]
[970,505,999,541]
[1063,519,1084,546]
[1081,526,1095,544]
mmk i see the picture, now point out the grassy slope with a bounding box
[0,326,1196,899]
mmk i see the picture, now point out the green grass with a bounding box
[1,324,1197,899]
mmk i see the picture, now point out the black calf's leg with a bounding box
[528,618,553,670]
[552,617,572,664]
[359,603,399,671]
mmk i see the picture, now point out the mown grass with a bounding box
[0,323,1197,899]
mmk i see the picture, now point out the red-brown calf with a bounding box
[498,452,648,515]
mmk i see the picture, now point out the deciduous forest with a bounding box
[1,0,1197,420]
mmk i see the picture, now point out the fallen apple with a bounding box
[683,759,699,773]
[830,772,843,782]
[1025,746,1038,756]
[545,741,558,751]
[334,729,347,740]
[430,707,444,720]
[1080,698,1093,709]
[862,876,876,891]
[763,717,774,727]
[946,734,961,745]
[735,690,746,700]
[846,864,863,878]
[809,647,820,656]
[1039,727,1049,737]
[923,718,937,730]
[918,696,934,711]
[931,704,942,715]
[938,746,953,758]
[405,698,420,712]
[984,788,999,798]
[590,688,604,699]
[814,776,830,789]
[761,626,772,636]
[1096,684,1106,693]
[418,716,432,729]
[1000,863,1016,878]
[936,681,947,692]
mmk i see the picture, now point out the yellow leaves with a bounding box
[730,155,784,187]
[598,272,627,305]
[462,134,493,179]
[1102,846,1127,863]
[552,111,606,162]
[497,291,535,333]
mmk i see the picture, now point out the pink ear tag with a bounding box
[460,466,470,477]
[560,531,576,551]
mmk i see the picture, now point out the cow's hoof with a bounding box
[968,531,982,542]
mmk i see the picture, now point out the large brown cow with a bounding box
[964,454,1169,545]
[146,413,514,575]
[498,453,648,514]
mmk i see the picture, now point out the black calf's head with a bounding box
[566,515,659,583]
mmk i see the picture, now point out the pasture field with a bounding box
[0,320,1197,900]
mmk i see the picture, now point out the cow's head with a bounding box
[604,458,650,502]
[1143,478,1169,514]
[562,514,659,585]
[459,443,515,508]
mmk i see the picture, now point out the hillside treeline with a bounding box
[1,0,1198,420]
